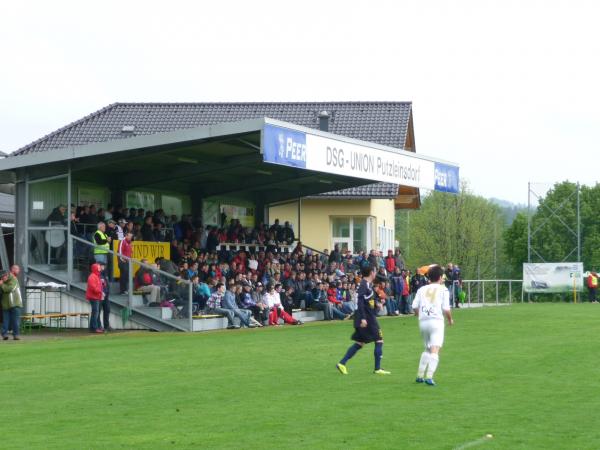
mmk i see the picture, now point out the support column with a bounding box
[297,198,302,241]
[15,179,28,272]
[254,196,267,227]
[190,191,203,219]
[0,226,9,270]
[67,167,72,289]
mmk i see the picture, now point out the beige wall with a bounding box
[270,198,397,253]
[300,199,371,252]
[370,198,396,251]
[268,201,299,233]
[370,199,395,229]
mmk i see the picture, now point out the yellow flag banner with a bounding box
[112,241,171,278]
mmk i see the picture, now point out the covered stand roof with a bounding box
[9,102,421,207]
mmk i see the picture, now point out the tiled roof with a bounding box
[12,102,413,198]
[310,183,399,198]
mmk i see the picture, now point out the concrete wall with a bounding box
[127,188,191,216]
[203,195,256,227]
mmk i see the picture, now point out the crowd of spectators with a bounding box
[68,204,462,328]
[70,204,296,249]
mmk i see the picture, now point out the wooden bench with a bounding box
[192,314,224,319]
[21,313,67,332]
[192,309,301,320]
[21,312,90,333]
[63,312,90,328]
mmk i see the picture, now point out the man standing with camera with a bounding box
[1,265,23,341]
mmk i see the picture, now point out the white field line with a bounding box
[454,435,493,450]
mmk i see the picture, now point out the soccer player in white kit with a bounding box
[412,265,454,386]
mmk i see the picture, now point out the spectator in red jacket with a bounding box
[134,259,162,304]
[385,250,396,274]
[118,232,133,294]
[232,251,247,273]
[327,283,342,306]
[86,263,105,333]
[588,270,598,303]
[327,282,350,320]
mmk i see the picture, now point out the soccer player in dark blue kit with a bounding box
[336,265,390,375]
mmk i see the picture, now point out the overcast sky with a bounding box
[1,0,598,204]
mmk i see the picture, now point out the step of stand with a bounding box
[293,310,324,322]
[137,306,173,320]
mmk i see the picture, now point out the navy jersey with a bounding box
[354,279,379,325]
[351,279,382,343]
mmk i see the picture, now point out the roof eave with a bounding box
[0,117,268,172]
[306,195,398,200]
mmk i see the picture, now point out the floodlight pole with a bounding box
[406,211,410,258]
[577,182,581,262]
[527,182,531,302]
[527,182,531,263]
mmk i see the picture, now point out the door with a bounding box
[332,238,351,253]
[331,217,353,253]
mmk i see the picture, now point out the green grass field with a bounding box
[2,304,599,449]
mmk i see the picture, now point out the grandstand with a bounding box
[0,102,459,332]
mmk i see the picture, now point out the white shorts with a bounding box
[419,319,445,349]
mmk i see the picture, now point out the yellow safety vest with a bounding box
[590,275,598,288]
[93,230,109,255]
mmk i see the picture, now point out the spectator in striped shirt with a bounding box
[206,283,239,329]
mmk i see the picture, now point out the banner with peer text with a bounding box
[262,123,459,193]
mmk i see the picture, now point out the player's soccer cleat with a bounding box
[425,378,436,386]
[336,363,348,375]
[373,369,391,375]
[415,377,424,383]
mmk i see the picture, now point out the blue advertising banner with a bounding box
[263,124,307,169]
[262,122,460,194]
[434,162,460,194]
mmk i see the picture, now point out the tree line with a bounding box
[395,181,597,280]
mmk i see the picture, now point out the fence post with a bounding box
[521,282,524,303]
[509,280,512,304]
[482,281,486,305]
[128,258,133,313]
[188,282,193,332]
[468,282,471,306]
[496,280,499,305]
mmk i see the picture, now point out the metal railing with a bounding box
[299,243,327,257]
[74,222,175,242]
[71,235,193,330]
[458,279,523,305]
[216,242,296,253]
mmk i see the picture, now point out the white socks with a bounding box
[418,352,440,379]
[417,352,429,377]
[426,353,439,379]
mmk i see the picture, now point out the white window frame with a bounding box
[331,216,373,254]
[377,225,394,253]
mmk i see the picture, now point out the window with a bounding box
[353,218,367,253]
[378,226,394,253]
[332,217,351,238]
[331,217,371,253]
